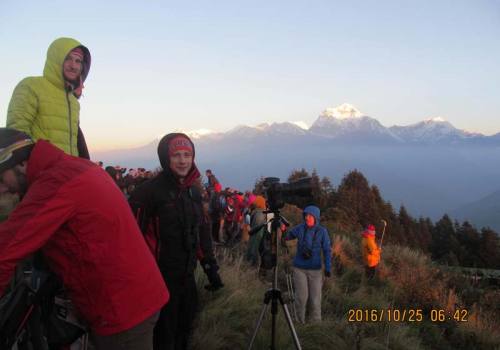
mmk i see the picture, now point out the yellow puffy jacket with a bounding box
[7,38,91,156]
[361,233,381,267]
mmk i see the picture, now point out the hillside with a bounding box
[188,167,500,349]
[190,234,500,350]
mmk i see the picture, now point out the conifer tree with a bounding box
[399,205,417,247]
[287,168,309,182]
[432,214,460,265]
[456,221,481,267]
[417,217,433,253]
[479,228,500,269]
[336,169,376,231]
[253,176,267,195]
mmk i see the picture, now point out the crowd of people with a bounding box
[0,37,383,350]
[100,163,157,197]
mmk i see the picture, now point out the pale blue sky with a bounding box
[1,0,499,150]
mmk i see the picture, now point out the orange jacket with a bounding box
[361,233,381,267]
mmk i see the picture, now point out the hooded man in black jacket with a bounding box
[128,133,223,350]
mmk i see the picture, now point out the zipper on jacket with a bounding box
[66,92,73,155]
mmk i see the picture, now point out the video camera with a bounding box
[263,176,313,211]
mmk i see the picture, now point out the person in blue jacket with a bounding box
[283,205,331,323]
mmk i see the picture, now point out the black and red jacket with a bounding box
[128,169,214,282]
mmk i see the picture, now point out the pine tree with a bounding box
[479,228,500,269]
[253,176,267,195]
[287,168,309,182]
[431,214,461,265]
[336,170,376,231]
[398,205,417,248]
[456,221,481,267]
[417,217,433,253]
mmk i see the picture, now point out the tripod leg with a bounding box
[279,300,302,350]
[247,301,270,350]
[285,273,298,321]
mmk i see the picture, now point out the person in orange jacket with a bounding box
[361,224,381,280]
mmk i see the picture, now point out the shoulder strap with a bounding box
[301,226,319,247]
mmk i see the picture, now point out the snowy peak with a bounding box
[181,106,495,146]
[424,116,447,123]
[184,129,215,139]
[389,117,479,143]
[308,103,400,142]
[267,121,308,135]
[291,121,309,130]
[226,121,307,138]
[319,103,364,120]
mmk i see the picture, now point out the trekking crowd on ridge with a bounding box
[0,37,383,350]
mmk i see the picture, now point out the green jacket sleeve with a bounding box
[6,79,38,135]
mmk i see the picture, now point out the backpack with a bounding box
[0,274,34,349]
[209,192,223,215]
[0,262,87,350]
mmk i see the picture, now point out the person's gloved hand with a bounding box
[201,257,224,291]
[324,271,331,278]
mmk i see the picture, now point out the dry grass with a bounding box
[190,236,500,349]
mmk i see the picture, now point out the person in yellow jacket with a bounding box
[361,224,381,279]
[7,37,91,158]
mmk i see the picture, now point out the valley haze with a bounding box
[94,104,500,231]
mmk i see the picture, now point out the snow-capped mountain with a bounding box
[184,129,216,139]
[309,104,402,142]
[319,103,364,120]
[290,121,309,130]
[93,103,500,227]
[180,103,495,146]
[225,121,308,138]
[390,117,482,143]
[266,121,308,135]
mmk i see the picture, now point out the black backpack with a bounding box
[0,263,87,350]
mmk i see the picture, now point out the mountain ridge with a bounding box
[178,103,498,145]
[92,104,500,230]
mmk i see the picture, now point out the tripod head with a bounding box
[263,209,290,231]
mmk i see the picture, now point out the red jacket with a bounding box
[0,141,168,335]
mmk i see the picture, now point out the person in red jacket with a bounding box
[0,128,168,350]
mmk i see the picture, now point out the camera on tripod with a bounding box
[248,176,313,350]
[262,176,314,211]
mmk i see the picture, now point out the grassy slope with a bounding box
[191,233,500,350]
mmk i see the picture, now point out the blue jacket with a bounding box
[284,205,331,273]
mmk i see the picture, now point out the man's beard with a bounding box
[12,167,28,196]
[66,77,80,88]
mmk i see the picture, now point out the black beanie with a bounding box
[157,133,195,170]
[0,128,34,174]
[104,166,117,178]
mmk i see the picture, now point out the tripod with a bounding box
[247,209,302,350]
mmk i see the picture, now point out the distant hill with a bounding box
[92,103,500,222]
[451,189,500,232]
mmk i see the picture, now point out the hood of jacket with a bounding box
[43,37,91,93]
[26,140,67,185]
[253,195,266,210]
[157,133,200,188]
[303,205,320,226]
